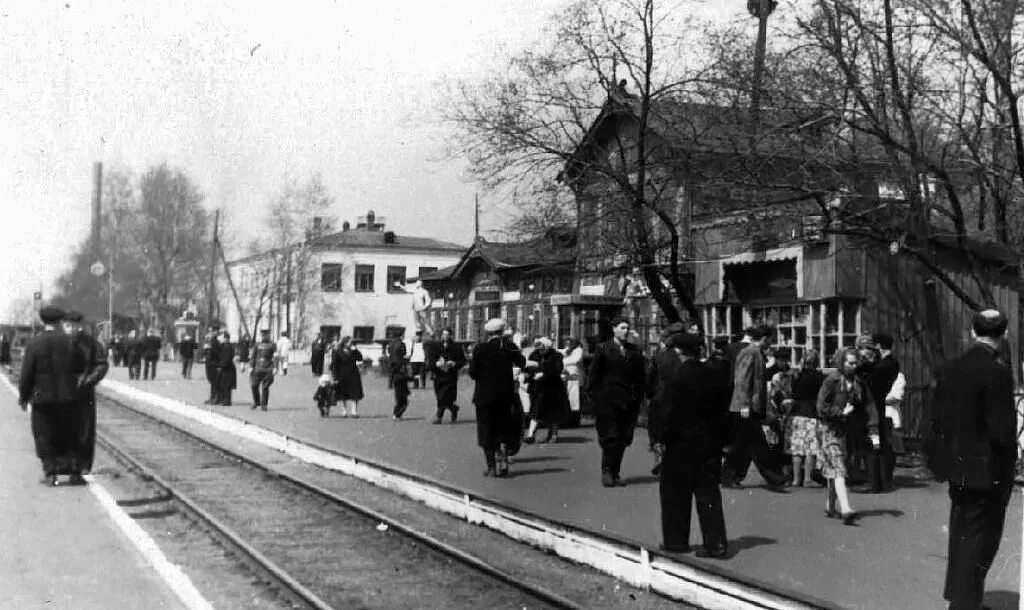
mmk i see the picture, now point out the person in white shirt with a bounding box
[408,331,427,389]
[275,332,292,376]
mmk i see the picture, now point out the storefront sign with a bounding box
[501,290,521,302]
[474,290,501,302]
[550,294,625,306]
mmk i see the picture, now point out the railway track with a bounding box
[95,391,580,610]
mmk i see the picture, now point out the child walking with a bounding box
[314,374,333,417]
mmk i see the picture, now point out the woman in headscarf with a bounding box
[523,337,570,444]
[330,336,364,417]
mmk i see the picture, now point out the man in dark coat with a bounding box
[646,322,687,475]
[657,333,731,558]
[310,331,327,377]
[389,331,411,418]
[586,318,647,487]
[125,330,143,380]
[18,306,85,486]
[203,327,220,404]
[430,328,465,424]
[178,332,198,379]
[469,319,526,477]
[0,332,11,371]
[215,330,237,405]
[929,310,1017,610]
[142,328,162,380]
[250,328,276,410]
[858,332,900,493]
[62,311,109,477]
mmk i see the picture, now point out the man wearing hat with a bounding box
[214,330,237,405]
[63,310,109,477]
[203,326,221,405]
[18,306,85,486]
[468,318,526,477]
[657,332,730,558]
[250,328,276,410]
[389,329,411,418]
[929,309,1017,609]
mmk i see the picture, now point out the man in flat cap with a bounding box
[63,310,109,477]
[657,332,730,558]
[468,318,526,477]
[18,306,86,486]
[586,318,647,487]
[929,309,1017,609]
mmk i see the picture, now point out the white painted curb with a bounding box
[101,378,819,610]
[1,375,212,610]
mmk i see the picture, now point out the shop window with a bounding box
[387,266,407,292]
[320,263,343,292]
[355,265,375,292]
[352,326,374,343]
[417,266,437,280]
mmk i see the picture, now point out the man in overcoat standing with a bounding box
[63,311,109,477]
[930,310,1017,610]
[203,326,220,404]
[468,319,525,477]
[310,331,327,377]
[656,333,731,558]
[18,306,84,486]
[587,318,647,487]
[250,328,276,410]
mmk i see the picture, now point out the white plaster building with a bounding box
[223,210,464,354]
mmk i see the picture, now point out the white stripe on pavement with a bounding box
[1,374,213,610]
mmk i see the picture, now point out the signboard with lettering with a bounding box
[474,290,501,302]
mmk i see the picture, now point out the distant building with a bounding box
[224,210,464,349]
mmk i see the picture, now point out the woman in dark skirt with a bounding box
[523,337,570,444]
[330,336,364,417]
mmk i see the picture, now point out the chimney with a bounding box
[366,209,376,228]
[91,162,102,254]
[384,230,396,244]
[312,216,322,230]
[342,221,350,232]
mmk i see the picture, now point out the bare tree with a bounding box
[444,0,713,324]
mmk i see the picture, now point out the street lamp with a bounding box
[90,260,112,342]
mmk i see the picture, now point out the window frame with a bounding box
[354,264,375,293]
[320,263,344,293]
[387,265,407,293]
[352,326,374,344]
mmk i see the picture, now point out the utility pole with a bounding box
[747,0,778,132]
[474,193,480,242]
[207,209,220,326]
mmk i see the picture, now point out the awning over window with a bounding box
[720,246,803,301]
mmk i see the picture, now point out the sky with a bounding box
[0,0,751,320]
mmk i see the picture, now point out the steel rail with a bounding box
[95,429,337,610]
[97,393,583,610]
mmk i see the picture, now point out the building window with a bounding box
[417,266,437,280]
[352,326,374,343]
[702,301,862,368]
[321,263,343,292]
[387,266,406,292]
[355,265,375,293]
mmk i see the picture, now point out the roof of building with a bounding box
[419,228,577,281]
[307,229,464,251]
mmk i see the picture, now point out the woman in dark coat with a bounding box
[469,319,526,477]
[430,328,465,424]
[523,337,570,444]
[330,336,364,417]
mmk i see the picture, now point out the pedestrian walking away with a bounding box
[275,331,292,376]
[430,328,465,423]
[18,306,87,486]
[202,327,220,404]
[125,330,143,380]
[216,330,237,405]
[236,334,252,374]
[586,318,647,487]
[310,331,327,377]
[141,328,161,380]
[330,336,364,417]
[409,331,427,389]
[783,350,825,487]
[646,322,687,475]
[469,319,526,477]
[62,310,109,477]
[389,331,411,418]
[927,309,1017,610]
[250,328,276,410]
[178,332,197,379]
[656,333,731,559]
[0,332,11,373]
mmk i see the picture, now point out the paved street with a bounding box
[0,387,187,610]
[104,363,1022,610]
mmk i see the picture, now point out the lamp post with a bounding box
[89,260,111,342]
[747,0,778,125]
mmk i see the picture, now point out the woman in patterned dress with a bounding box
[816,347,880,525]
[782,349,825,487]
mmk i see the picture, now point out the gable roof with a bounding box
[307,228,464,252]
[420,229,577,282]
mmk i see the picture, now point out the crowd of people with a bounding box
[13,303,1011,609]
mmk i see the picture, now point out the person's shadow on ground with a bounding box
[727,535,776,554]
[508,467,570,478]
